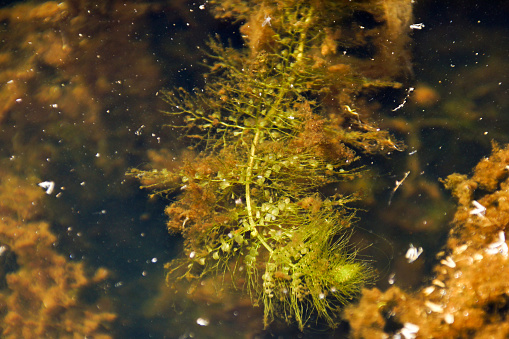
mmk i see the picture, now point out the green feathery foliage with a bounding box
[129,0,406,330]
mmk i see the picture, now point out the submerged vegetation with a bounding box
[129,0,411,330]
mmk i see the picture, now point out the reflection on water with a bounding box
[0,0,507,338]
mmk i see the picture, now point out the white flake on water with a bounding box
[38,181,55,195]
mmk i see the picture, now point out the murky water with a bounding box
[0,1,507,338]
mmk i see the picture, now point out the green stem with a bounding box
[244,7,314,255]
[245,129,273,254]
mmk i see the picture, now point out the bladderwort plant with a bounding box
[129,1,404,330]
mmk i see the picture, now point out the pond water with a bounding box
[0,1,507,338]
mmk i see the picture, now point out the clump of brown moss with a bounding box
[0,170,116,338]
[345,143,509,338]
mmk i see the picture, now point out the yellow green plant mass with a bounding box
[129,0,409,330]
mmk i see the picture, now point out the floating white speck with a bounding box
[441,256,456,268]
[135,125,145,136]
[485,231,508,257]
[262,15,272,27]
[470,200,486,217]
[389,171,411,205]
[455,244,468,255]
[432,279,445,288]
[196,317,209,326]
[392,87,414,112]
[444,313,454,324]
[182,216,189,227]
[422,286,435,296]
[397,322,419,339]
[405,244,423,263]
[410,23,425,30]
[473,253,484,261]
[425,301,444,313]
[38,181,55,195]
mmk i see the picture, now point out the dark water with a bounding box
[0,1,507,338]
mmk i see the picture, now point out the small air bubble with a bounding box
[196,317,209,326]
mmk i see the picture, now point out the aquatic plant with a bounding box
[0,171,116,338]
[345,143,509,338]
[129,0,408,330]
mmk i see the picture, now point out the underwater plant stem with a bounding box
[296,8,312,64]
[245,129,273,254]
